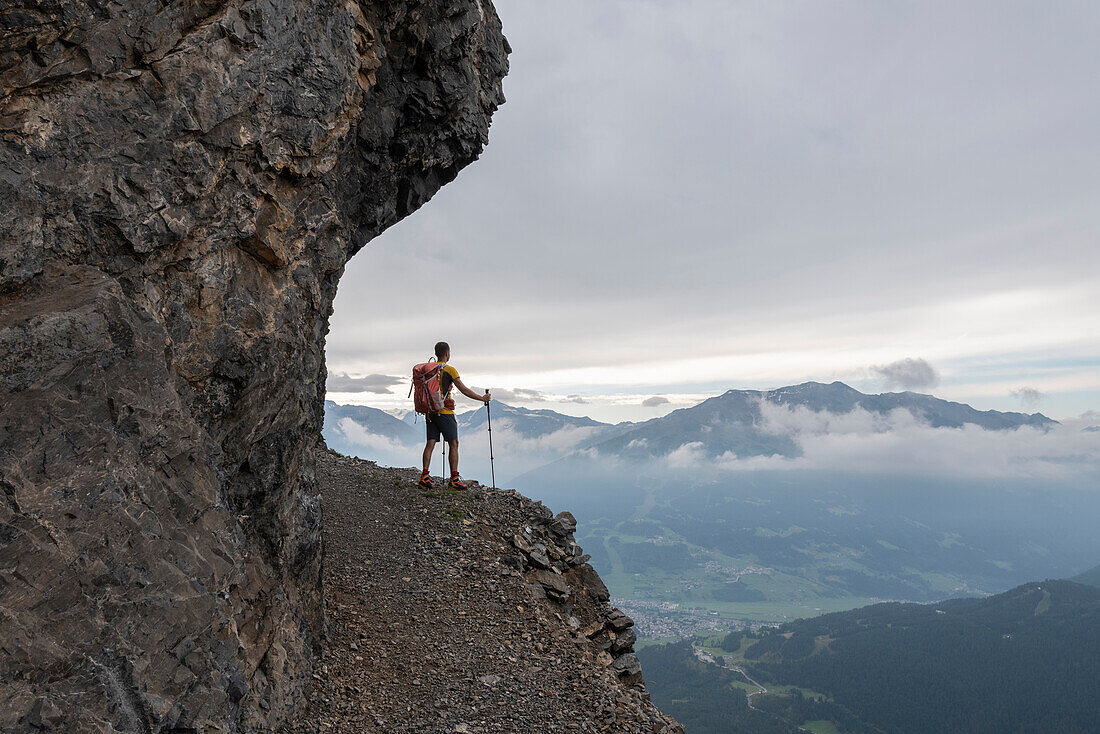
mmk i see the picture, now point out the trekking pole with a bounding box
[485,392,496,490]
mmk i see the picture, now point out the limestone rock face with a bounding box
[0,0,508,730]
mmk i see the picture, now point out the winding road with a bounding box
[692,645,812,732]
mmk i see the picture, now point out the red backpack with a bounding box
[410,359,451,414]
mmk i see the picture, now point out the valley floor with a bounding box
[297,450,681,733]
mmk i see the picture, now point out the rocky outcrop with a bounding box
[0,0,508,730]
[507,509,648,687]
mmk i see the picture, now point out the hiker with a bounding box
[419,341,490,490]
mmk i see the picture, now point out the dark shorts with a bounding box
[426,413,458,443]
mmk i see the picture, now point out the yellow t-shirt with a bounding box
[439,364,460,414]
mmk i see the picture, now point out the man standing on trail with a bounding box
[420,341,490,490]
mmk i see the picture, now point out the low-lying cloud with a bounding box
[872,358,940,390]
[334,417,409,455]
[454,421,614,480]
[490,387,549,403]
[642,396,670,407]
[327,373,404,394]
[659,402,1100,481]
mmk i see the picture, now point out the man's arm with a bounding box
[452,376,490,403]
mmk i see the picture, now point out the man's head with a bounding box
[434,341,450,361]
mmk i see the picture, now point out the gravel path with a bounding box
[300,451,682,733]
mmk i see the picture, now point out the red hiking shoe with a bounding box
[447,475,467,490]
[418,474,433,489]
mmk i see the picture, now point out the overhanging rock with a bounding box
[0,1,508,730]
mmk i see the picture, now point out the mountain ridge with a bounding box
[327,381,1055,465]
[585,380,1055,460]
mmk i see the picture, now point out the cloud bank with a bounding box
[334,417,409,456]
[658,402,1100,481]
[490,387,549,403]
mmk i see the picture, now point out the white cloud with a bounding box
[457,421,614,480]
[705,403,1100,480]
[491,387,548,403]
[667,442,707,468]
[327,373,404,394]
[755,400,916,436]
[872,358,939,390]
[493,421,605,454]
[335,417,409,454]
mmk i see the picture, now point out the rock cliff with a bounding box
[0,0,507,730]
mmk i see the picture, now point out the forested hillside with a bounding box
[723,580,1100,733]
[638,641,800,734]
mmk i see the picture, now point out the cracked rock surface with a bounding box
[0,0,507,730]
[304,451,683,734]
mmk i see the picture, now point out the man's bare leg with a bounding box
[447,440,459,476]
[423,439,437,474]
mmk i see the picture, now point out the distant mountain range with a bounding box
[456,401,623,436]
[322,399,633,477]
[582,381,1054,461]
[325,381,1055,473]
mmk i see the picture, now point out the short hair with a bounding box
[434,341,450,360]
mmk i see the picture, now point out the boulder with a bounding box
[532,569,571,601]
[549,511,578,537]
[574,564,611,603]
[611,628,637,654]
[610,653,643,686]
[606,609,635,631]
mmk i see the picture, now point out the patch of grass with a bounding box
[769,684,829,700]
[728,679,759,695]
[801,720,840,734]
[443,507,463,523]
[1034,589,1052,616]
[633,635,680,651]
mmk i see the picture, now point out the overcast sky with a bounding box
[327,0,1100,423]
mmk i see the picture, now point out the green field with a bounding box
[632,635,678,651]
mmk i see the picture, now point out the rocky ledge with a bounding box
[307,450,683,734]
